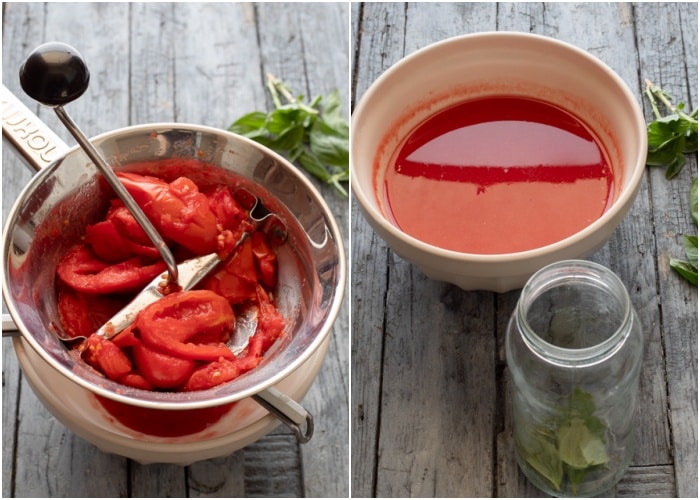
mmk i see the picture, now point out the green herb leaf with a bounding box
[684,235,698,269]
[521,434,564,491]
[644,82,698,286]
[518,388,610,493]
[228,74,349,197]
[557,418,609,468]
[644,80,698,179]
[670,258,698,285]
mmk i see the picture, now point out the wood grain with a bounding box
[351,2,697,497]
[2,2,348,497]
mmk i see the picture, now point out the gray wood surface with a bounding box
[2,2,349,497]
[351,2,697,498]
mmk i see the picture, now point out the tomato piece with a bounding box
[132,342,196,389]
[183,358,244,391]
[83,334,133,381]
[207,186,247,232]
[57,285,95,338]
[250,231,277,290]
[246,286,286,358]
[111,325,140,349]
[117,172,220,255]
[105,202,162,258]
[85,220,132,262]
[118,371,155,391]
[57,245,167,294]
[135,290,235,361]
[201,237,257,304]
[57,284,127,338]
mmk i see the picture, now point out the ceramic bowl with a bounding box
[351,32,646,292]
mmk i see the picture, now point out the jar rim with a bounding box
[516,260,633,367]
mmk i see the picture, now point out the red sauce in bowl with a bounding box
[383,96,613,254]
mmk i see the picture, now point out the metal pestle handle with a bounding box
[18,42,178,284]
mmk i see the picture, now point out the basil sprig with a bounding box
[229,75,349,197]
[644,81,698,285]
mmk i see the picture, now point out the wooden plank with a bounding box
[634,3,699,497]
[188,452,245,497]
[4,4,133,496]
[613,464,676,498]
[1,342,20,499]
[171,2,265,128]
[350,2,406,496]
[3,2,350,497]
[254,3,350,497]
[1,5,44,497]
[358,5,501,495]
[244,430,303,497]
[351,2,696,498]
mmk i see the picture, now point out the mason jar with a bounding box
[505,260,644,497]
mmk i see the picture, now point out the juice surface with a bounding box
[383,96,613,254]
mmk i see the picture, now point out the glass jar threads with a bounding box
[505,260,644,497]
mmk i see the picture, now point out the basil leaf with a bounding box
[683,235,698,269]
[670,258,698,285]
[520,432,563,491]
[228,111,269,135]
[310,119,349,168]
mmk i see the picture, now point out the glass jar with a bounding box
[505,260,644,497]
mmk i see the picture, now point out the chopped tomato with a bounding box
[85,220,132,263]
[207,186,247,232]
[182,358,243,391]
[132,342,196,389]
[106,201,162,257]
[57,284,127,338]
[83,335,133,381]
[251,231,277,290]
[118,371,155,391]
[201,237,258,304]
[245,286,286,358]
[135,290,235,361]
[56,168,286,395]
[117,172,220,255]
[56,245,167,294]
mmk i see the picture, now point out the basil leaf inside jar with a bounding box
[519,387,611,493]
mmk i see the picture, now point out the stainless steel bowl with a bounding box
[3,89,346,419]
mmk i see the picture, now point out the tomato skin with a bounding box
[250,232,277,290]
[132,342,196,389]
[201,237,258,304]
[136,290,235,361]
[57,285,127,338]
[111,325,140,349]
[117,172,220,255]
[182,358,242,391]
[85,220,132,262]
[118,371,155,391]
[83,335,133,381]
[246,286,286,358]
[207,186,247,232]
[57,245,167,294]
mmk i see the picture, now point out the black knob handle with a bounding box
[19,42,90,107]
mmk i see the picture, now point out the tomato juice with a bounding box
[382,96,614,254]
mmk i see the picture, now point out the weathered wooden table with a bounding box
[351,2,697,497]
[2,3,348,497]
